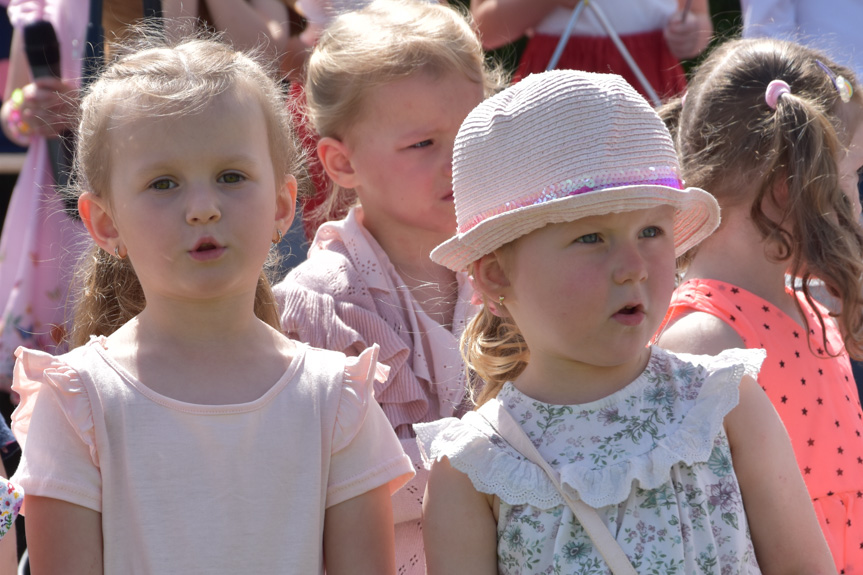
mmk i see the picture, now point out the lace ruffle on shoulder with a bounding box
[417,347,766,509]
[416,414,565,509]
[12,345,99,467]
[333,345,390,453]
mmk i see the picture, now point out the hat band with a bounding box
[457,166,683,234]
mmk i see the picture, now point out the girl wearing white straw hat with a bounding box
[416,70,835,574]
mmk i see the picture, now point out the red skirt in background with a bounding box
[516,29,687,103]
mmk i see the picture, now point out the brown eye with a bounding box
[150,178,176,190]
[218,172,245,184]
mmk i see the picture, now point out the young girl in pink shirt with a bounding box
[10,33,413,574]
[272,1,503,572]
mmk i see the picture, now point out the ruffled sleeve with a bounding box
[10,347,102,513]
[326,346,414,508]
[416,415,565,510]
[552,348,765,508]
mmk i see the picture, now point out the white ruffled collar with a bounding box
[416,347,765,508]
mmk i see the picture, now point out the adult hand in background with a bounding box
[664,0,713,60]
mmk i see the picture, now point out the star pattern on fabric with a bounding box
[669,279,863,571]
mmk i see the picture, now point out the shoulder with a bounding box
[279,244,361,294]
[11,344,101,460]
[657,310,746,355]
[651,346,766,389]
[415,412,564,509]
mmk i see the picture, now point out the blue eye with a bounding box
[575,233,600,244]
[641,226,663,238]
[150,178,176,190]
[218,172,245,184]
[410,140,433,149]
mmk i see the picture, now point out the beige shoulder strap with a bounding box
[478,400,638,575]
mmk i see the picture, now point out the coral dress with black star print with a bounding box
[662,279,863,574]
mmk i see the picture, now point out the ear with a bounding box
[472,251,512,299]
[317,136,358,189]
[275,174,298,233]
[78,192,119,254]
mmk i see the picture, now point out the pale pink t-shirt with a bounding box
[11,337,414,573]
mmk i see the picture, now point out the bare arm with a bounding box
[725,376,836,574]
[25,495,103,575]
[470,0,575,50]
[423,456,498,575]
[324,483,396,575]
[655,310,745,355]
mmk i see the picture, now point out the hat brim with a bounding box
[431,184,720,272]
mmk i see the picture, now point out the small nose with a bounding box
[612,241,649,285]
[186,184,221,224]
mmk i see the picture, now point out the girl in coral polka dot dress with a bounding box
[657,38,863,573]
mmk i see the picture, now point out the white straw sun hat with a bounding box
[431,69,721,272]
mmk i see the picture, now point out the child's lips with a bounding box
[189,238,225,261]
[612,303,645,326]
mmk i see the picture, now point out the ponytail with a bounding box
[675,38,863,359]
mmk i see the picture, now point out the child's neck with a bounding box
[106,294,295,405]
[361,210,459,329]
[514,347,652,405]
[684,209,803,324]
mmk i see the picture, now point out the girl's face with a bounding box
[82,91,295,306]
[838,114,863,218]
[500,206,677,373]
[338,69,484,245]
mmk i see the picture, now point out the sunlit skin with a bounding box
[94,92,289,309]
[336,69,486,253]
[490,206,677,405]
[316,69,486,325]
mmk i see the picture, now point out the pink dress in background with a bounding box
[0,0,89,380]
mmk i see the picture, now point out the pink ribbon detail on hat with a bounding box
[765,80,791,110]
[457,167,683,235]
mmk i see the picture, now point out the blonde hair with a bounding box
[303,0,506,226]
[460,252,530,407]
[69,31,307,347]
[661,38,863,359]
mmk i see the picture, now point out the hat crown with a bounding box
[452,70,682,234]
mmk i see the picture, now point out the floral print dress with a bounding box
[416,347,765,575]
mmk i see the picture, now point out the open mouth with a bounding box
[189,238,225,261]
[613,303,645,326]
[618,304,643,315]
[194,242,220,253]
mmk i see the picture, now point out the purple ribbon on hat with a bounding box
[765,79,791,109]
